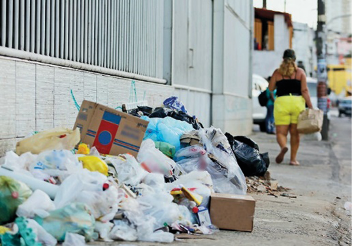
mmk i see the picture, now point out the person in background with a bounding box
[265,76,276,134]
[268,49,313,166]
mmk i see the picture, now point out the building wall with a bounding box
[212,0,253,136]
[253,14,290,78]
[292,22,314,77]
[0,56,174,156]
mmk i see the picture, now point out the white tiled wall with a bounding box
[0,56,174,156]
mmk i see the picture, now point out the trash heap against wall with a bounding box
[0,96,269,245]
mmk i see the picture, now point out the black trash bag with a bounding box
[225,133,270,177]
[149,108,203,130]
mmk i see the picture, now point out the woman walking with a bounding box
[268,49,313,166]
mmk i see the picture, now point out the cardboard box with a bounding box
[74,100,149,157]
[210,193,255,232]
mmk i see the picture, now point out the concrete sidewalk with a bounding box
[97,113,351,246]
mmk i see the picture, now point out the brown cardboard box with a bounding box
[74,100,148,157]
[210,193,255,232]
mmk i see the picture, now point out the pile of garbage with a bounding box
[0,96,270,245]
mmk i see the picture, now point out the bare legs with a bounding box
[289,124,300,165]
[275,124,300,165]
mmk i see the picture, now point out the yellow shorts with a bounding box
[274,95,306,125]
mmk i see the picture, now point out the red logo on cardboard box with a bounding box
[92,111,121,154]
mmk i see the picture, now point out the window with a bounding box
[254,19,274,51]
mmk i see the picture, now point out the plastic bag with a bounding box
[137,139,176,176]
[165,171,213,207]
[34,202,95,241]
[109,220,137,241]
[141,116,194,151]
[16,127,80,155]
[94,221,113,241]
[163,96,188,113]
[225,134,270,177]
[27,219,57,246]
[17,189,55,218]
[1,151,37,174]
[54,169,119,222]
[106,154,148,186]
[154,141,176,158]
[30,150,80,172]
[62,232,86,246]
[78,156,109,176]
[176,133,247,195]
[0,176,32,225]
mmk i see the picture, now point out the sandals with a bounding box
[275,147,288,164]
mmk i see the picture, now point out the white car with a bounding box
[252,74,269,132]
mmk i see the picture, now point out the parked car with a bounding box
[252,74,269,132]
[338,97,352,117]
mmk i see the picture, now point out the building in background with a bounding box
[0,0,254,155]
[325,0,352,65]
[292,22,316,77]
[252,8,293,79]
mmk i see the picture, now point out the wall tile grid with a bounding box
[0,57,174,156]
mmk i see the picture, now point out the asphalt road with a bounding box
[96,109,351,246]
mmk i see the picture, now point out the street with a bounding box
[96,110,351,246]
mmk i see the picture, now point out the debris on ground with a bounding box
[246,172,292,198]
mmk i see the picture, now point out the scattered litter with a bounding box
[280,193,297,198]
[344,202,351,210]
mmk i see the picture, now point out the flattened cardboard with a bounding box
[74,100,148,157]
[210,193,255,232]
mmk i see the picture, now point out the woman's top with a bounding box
[276,72,301,97]
[266,88,276,106]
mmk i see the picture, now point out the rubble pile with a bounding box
[246,173,292,198]
[0,96,272,245]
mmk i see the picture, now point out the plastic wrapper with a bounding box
[16,189,55,218]
[78,156,109,176]
[62,232,86,246]
[137,139,176,176]
[34,202,95,241]
[54,169,119,222]
[225,134,270,177]
[106,154,148,186]
[16,127,80,155]
[0,176,32,225]
[141,116,194,151]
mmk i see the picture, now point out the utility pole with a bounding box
[316,0,329,140]
[263,0,267,9]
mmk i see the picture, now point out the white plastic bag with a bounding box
[16,127,80,155]
[54,169,119,221]
[94,221,114,241]
[106,154,148,186]
[109,220,138,241]
[62,232,86,246]
[27,219,58,246]
[16,189,55,218]
[137,139,176,176]
[1,151,37,173]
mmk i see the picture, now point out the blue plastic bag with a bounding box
[141,116,193,152]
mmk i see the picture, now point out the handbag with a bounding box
[258,90,268,107]
[297,108,324,134]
